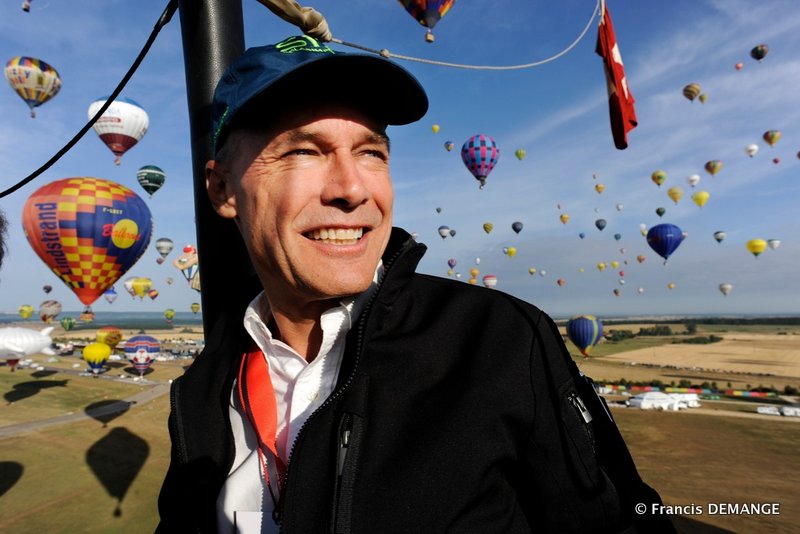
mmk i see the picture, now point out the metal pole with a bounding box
[178,0,257,333]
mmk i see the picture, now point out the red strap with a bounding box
[238,345,287,489]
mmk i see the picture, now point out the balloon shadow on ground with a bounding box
[123,366,154,378]
[4,380,69,404]
[84,399,132,427]
[0,461,24,498]
[86,427,149,517]
[672,515,735,533]
[31,369,58,379]
[105,361,127,370]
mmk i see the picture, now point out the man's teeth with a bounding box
[307,228,364,243]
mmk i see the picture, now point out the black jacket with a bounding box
[157,228,673,533]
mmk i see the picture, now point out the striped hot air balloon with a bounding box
[4,56,62,117]
[88,96,149,165]
[566,315,604,357]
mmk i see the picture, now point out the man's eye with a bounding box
[284,148,316,157]
[363,149,388,160]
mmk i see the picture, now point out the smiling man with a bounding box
[157,36,672,534]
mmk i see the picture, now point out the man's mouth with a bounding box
[305,227,364,245]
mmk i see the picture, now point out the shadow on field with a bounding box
[86,427,150,517]
[123,366,154,378]
[31,369,58,379]
[4,379,69,404]
[105,361,128,370]
[672,515,735,533]
[0,461,24,498]
[85,399,132,427]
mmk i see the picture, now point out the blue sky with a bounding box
[1,0,799,318]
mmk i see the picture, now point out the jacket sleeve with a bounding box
[518,310,675,533]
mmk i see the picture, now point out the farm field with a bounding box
[1,321,799,532]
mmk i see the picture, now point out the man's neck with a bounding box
[268,299,337,362]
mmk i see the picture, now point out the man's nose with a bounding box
[321,154,370,209]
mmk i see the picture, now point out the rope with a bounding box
[0,0,179,199]
[331,0,600,70]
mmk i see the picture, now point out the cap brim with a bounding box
[233,53,428,129]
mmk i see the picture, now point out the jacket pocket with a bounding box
[558,379,603,491]
[331,412,363,533]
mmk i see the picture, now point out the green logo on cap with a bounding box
[275,35,334,55]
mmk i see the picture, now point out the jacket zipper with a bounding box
[568,392,595,454]
[274,243,411,529]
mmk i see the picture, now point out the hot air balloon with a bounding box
[595,219,607,231]
[594,183,605,194]
[698,93,708,104]
[449,229,456,238]
[88,96,149,165]
[556,278,565,287]
[762,130,781,147]
[164,308,176,324]
[559,213,570,225]
[22,1,32,12]
[431,124,440,133]
[166,277,174,285]
[506,247,517,258]
[124,335,160,377]
[136,165,166,197]
[615,203,624,211]
[444,141,454,152]
[447,258,457,269]
[647,223,685,263]
[750,44,768,61]
[772,157,780,165]
[651,170,667,187]
[596,262,606,272]
[767,239,781,250]
[79,306,95,323]
[4,56,62,117]
[682,83,701,102]
[39,300,62,323]
[566,315,604,357]
[398,0,456,42]
[514,149,526,161]
[83,342,111,375]
[437,225,450,239]
[22,178,153,306]
[578,232,585,239]
[686,174,701,188]
[691,190,710,208]
[539,270,547,277]
[667,186,684,205]
[96,326,122,350]
[18,305,34,320]
[60,316,76,332]
[667,282,676,290]
[190,302,201,314]
[41,284,52,294]
[482,275,497,289]
[461,134,499,189]
[746,239,767,257]
[610,260,620,269]
[528,268,536,276]
[148,288,159,300]
[745,144,759,158]
[713,231,726,243]
[636,255,646,264]
[173,245,201,292]
[511,221,523,234]
[655,207,666,218]
[482,222,493,234]
[132,277,152,299]
[704,160,723,176]
[613,233,622,241]
[123,277,137,298]
[718,283,732,296]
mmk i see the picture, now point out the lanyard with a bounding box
[237,345,287,508]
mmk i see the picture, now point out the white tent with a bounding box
[628,392,686,411]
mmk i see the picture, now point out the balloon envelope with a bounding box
[704,160,723,176]
[719,283,733,296]
[124,335,159,375]
[22,178,153,306]
[397,0,456,41]
[750,44,768,61]
[647,223,685,262]
[83,342,111,372]
[4,56,62,117]
[595,219,607,231]
[651,170,667,187]
[461,134,499,189]
[566,315,604,357]
[682,83,701,101]
[88,96,149,165]
[746,239,767,257]
[762,130,781,147]
[691,191,710,208]
[136,165,166,196]
[713,231,726,243]
[511,221,523,234]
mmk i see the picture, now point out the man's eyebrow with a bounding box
[283,129,390,151]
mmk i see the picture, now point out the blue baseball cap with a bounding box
[211,35,429,154]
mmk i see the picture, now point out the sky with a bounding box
[1,0,799,319]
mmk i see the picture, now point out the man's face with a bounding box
[208,103,393,311]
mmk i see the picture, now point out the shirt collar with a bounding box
[243,260,384,354]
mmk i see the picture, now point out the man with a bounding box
[158,35,672,533]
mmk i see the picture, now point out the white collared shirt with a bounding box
[216,264,382,534]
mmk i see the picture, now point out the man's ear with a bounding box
[206,160,238,219]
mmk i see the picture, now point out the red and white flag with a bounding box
[596,3,637,149]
